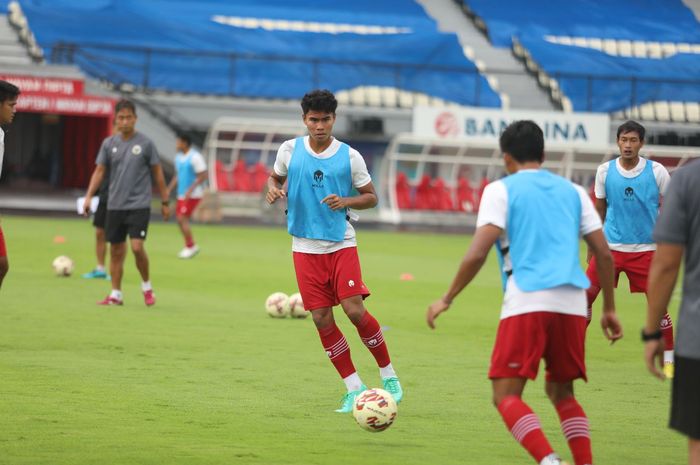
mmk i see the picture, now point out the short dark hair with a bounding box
[114,98,136,116]
[0,80,20,103]
[176,132,191,146]
[499,120,544,164]
[616,120,645,141]
[301,89,337,115]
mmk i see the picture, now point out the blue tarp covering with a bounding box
[20,0,500,107]
[520,34,700,112]
[464,0,700,47]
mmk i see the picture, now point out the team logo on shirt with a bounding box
[131,145,142,155]
[348,280,355,287]
[624,186,634,198]
[312,170,324,188]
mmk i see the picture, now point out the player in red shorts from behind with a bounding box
[266,89,402,413]
[427,121,622,465]
[0,80,20,290]
[585,120,674,377]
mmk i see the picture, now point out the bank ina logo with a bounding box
[624,186,634,198]
[312,170,324,188]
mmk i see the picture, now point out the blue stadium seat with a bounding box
[22,0,501,107]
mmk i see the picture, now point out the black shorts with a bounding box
[670,355,700,439]
[105,209,151,244]
[92,197,108,228]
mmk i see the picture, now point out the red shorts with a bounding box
[587,250,653,293]
[0,224,6,257]
[489,312,587,383]
[176,198,201,218]
[292,247,370,311]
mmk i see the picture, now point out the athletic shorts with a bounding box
[0,224,6,258]
[670,355,700,439]
[292,246,370,311]
[586,250,653,293]
[105,208,150,244]
[176,198,201,218]
[92,197,108,228]
[489,312,587,382]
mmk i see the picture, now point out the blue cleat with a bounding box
[335,385,367,413]
[382,377,403,403]
[82,269,109,279]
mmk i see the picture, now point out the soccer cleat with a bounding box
[177,245,200,259]
[382,377,403,403]
[143,290,156,306]
[335,385,367,413]
[663,362,674,379]
[97,295,123,306]
[82,269,109,279]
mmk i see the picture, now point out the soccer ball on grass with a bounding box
[52,255,74,277]
[353,388,398,432]
[265,292,290,318]
[288,292,308,318]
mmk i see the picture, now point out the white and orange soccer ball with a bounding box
[52,255,74,277]
[265,291,290,318]
[352,388,398,433]
[288,292,308,318]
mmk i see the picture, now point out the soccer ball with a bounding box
[288,292,308,318]
[353,388,398,433]
[52,255,74,277]
[265,292,290,318]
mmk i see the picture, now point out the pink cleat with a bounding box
[143,290,156,306]
[97,295,123,306]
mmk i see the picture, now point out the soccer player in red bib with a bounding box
[266,89,402,413]
[427,121,623,465]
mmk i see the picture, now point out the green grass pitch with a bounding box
[0,214,683,464]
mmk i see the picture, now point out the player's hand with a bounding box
[426,298,450,329]
[321,194,347,211]
[600,311,623,343]
[161,204,171,221]
[266,186,286,204]
[644,339,666,380]
[82,196,92,217]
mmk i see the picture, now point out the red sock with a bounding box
[660,312,674,351]
[185,236,195,248]
[317,323,356,378]
[555,397,592,465]
[354,311,391,368]
[497,396,553,463]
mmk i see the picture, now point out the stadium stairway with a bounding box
[0,13,31,66]
[416,0,557,111]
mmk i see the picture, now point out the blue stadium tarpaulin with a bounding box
[464,0,700,47]
[20,0,501,107]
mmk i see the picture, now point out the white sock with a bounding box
[110,289,122,300]
[379,363,397,379]
[539,453,562,465]
[343,372,364,392]
[141,281,152,292]
[664,350,674,364]
[96,265,105,272]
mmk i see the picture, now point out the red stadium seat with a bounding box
[395,172,412,209]
[456,176,477,212]
[477,176,490,211]
[215,160,234,192]
[414,175,434,210]
[250,162,270,193]
[432,177,453,211]
[233,159,252,192]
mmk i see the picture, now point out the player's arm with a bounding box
[151,164,171,221]
[184,171,207,200]
[644,242,683,379]
[266,172,287,204]
[83,164,106,216]
[426,224,502,329]
[594,197,607,223]
[583,229,622,342]
[322,182,377,211]
[166,173,178,198]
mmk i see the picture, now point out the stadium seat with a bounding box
[456,177,477,212]
[655,101,671,121]
[432,177,454,211]
[686,102,700,122]
[250,162,269,192]
[414,175,435,210]
[395,172,413,209]
[632,41,647,58]
[670,102,687,122]
[647,42,663,58]
[215,160,234,192]
[232,159,252,192]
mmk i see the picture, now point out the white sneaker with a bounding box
[178,245,200,259]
